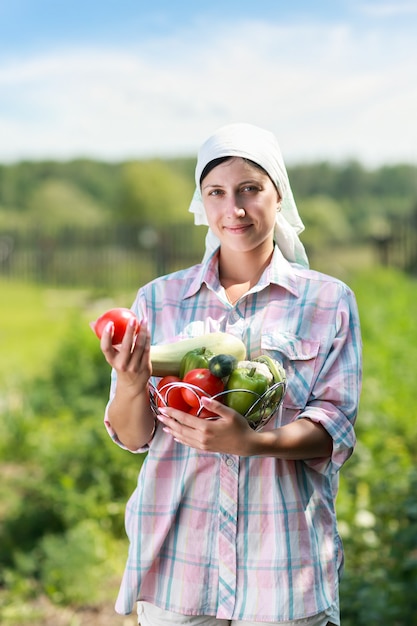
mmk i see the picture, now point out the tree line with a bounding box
[0,157,416,286]
[1,157,416,233]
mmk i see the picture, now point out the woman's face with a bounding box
[201,157,280,255]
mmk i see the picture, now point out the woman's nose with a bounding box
[224,195,245,217]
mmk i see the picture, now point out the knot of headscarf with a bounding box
[188,122,309,268]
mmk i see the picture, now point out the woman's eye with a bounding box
[241,185,258,193]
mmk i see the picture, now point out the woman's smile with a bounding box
[223,222,252,234]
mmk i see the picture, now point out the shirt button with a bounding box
[225,457,234,468]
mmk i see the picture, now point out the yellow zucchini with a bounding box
[150,332,247,377]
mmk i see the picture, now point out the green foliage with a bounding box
[28,313,112,417]
[26,179,110,233]
[0,307,142,616]
[0,159,122,213]
[116,159,194,228]
[340,470,417,623]
[38,519,124,605]
[0,279,89,386]
[1,156,416,240]
[289,161,417,245]
[338,268,417,624]
[298,195,353,251]
[288,161,417,202]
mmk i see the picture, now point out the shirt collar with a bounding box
[184,250,219,299]
[184,245,300,300]
[265,245,300,297]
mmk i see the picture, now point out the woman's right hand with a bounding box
[100,317,152,395]
[103,318,156,451]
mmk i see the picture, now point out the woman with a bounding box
[102,123,362,626]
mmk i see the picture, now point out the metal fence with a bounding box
[0,223,206,290]
[371,208,417,272]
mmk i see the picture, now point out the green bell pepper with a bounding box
[224,366,269,416]
[179,347,214,379]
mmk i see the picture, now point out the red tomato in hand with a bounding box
[156,376,192,412]
[90,307,140,345]
[181,369,224,408]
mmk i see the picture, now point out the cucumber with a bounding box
[150,332,246,377]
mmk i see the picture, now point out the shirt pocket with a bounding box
[261,332,320,411]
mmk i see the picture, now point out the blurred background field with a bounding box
[0,155,417,625]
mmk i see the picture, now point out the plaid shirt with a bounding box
[105,246,362,621]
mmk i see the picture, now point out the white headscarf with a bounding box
[188,122,309,268]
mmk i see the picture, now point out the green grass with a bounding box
[0,279,135,387]
[1,280,84,386]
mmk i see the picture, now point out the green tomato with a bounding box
[224,367,269,416]
[209,353,237,379]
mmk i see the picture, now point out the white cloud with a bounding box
[0,18,416,165]
[359,2,417,17]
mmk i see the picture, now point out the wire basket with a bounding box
[151,379,286,432]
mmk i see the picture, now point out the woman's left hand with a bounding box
[157,397,258,456]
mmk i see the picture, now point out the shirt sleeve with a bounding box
[103,367,155,454]
[301,286,362,473]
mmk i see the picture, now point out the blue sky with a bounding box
[1,0,416,164]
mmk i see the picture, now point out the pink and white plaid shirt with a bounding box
[105,246,362,622]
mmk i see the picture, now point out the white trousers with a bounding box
[137,601,339,626]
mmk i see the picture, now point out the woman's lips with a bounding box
[224,224,252,234]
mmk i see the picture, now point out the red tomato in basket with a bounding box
[90,308,140,345]
[181,369,224,409]
[156,376,192,412]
